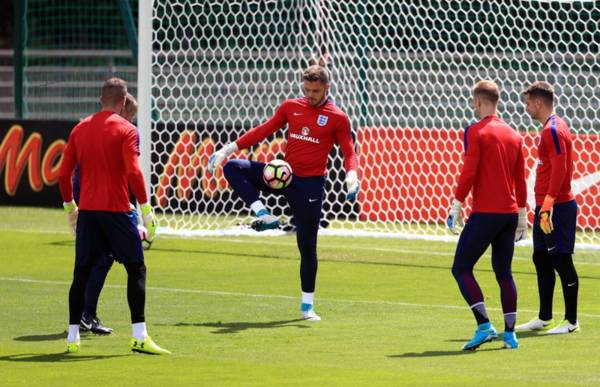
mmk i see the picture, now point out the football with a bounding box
[137,225,153,250]
[263,159,293,189]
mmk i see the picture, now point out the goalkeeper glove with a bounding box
[345,170,360,201]
[539,195,555,234]
[140,203,157,242]
[446,199,464,235]
[206,142,238,174]
[63,200,78,235]
[515,207,528,242]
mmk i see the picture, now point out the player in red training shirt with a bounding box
[446,80,527,350]
[71,93,143,336]
[516,81,580,335]
[59,78,169,355]
[207,63,359,321]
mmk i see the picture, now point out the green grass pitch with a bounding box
[1,206,599,386]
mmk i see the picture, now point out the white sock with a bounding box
[250,200,267,216]
[67,324,80,343]
[302,292,315,305]
[132,322,148,340]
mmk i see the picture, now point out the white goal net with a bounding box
[142,0,600,247]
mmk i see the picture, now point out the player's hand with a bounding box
[140,203,157,242]
[345,170,359,201]
[539,195,555,234]
[137,225,152,250]
[63,200,79,235]
[515,207,528,242]
[206,142,238,174]
[446,199,464,235]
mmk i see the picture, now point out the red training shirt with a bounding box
[235,97,358,177]
[455,115,527,213]
[534,114,574,206]
[59,111,148,211]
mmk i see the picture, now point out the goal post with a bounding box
[140,0,600,248]
[138,0,153,197]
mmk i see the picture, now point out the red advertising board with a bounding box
[0,120,72,207]
[357,127,600,229]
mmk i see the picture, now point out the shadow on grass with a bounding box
[397,331,550,357]
[49,240,600,281]
[168,318,309,334]
[0,353,128,363]
[444,330,547,343]
[14,332,67,342]
[388,346,505,358]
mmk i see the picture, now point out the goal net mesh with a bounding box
[149,0,600,247]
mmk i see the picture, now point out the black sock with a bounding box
[471,303,490,325]
[552,253,579,324]
[532,250,555,321]
[125,263,146,324]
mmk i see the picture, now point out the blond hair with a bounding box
[473,80,500,105]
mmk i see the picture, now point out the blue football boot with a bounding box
[502,331,519,349]
[251,210,280,231]
[462,322,498,351]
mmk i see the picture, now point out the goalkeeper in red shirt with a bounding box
[72,93,141,336]
[516,81,580,334]
[447,80,527,350]
[59,78,169,354]
[207,62,359,321]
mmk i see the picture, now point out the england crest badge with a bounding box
[317,115,328,126]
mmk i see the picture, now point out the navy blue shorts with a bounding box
[75,210,144,267]
[453,212,518,277]
[533,199,577,255]
[223,159,326,225]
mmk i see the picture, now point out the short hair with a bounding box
[124,93,138,116]
[523,81,554,106]
[101,77,127,106]
[303,65,330,84]
[473,80,500,105]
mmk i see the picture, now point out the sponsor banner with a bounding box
[0,120,75,207]
[357,127,600,229]
[152,122,293,213]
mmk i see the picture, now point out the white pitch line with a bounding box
[2,276,600,319]
[4,229,599,264]
[199,237,600,266]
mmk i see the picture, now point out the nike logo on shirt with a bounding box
[526,170,600,210]
[309,198,318,202]
[293,112,303,116]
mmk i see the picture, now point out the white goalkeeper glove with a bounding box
[140,202,157,242]
[446,199,464,235]
[345,170,360,201]
[206,142,238,174]
[515,207,528,242]
[63,200,78,235]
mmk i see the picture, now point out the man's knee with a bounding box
[223,160,236,179]
[494,272,513,284]
[552,253,578,280]
[223,159,249,179]
[533,250,551,271]
[451,262,465,280]
[125,262,147,281]
[73,265,91,282]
